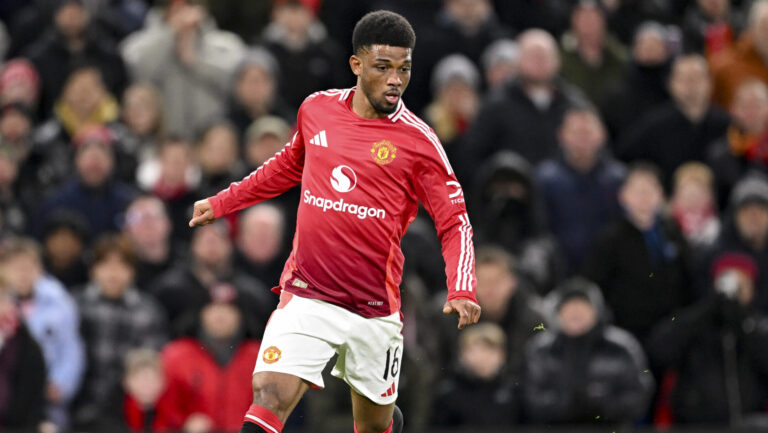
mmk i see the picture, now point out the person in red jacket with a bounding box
[122,348,208,433]
[161,284,262,432]
[188,10,480,433]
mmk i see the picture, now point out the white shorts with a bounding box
[253,292,404,405]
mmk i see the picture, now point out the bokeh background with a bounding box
[1,0,768,432]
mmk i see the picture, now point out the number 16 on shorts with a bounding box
[380,343,402,398]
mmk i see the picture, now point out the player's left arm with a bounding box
[413,141,481,330]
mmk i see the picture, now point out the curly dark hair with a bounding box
[352,10,416,55]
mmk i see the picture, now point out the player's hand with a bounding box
[189,199,215,227]
[443,298,481,329]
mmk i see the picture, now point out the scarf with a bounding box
[727,126,768,165]
[54,95,120,138]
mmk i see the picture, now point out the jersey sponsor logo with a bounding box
[303,189,386,220]
[330,165,357,193]
[263,346,282,364]
[446,181,465,204]
[309,130,329,147]
[370,140,397,165]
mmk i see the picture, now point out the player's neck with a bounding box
[351,87,387,119]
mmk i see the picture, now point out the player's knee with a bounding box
[354,418,392,433]
[251,375,290,414]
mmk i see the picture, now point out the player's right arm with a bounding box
[189,112,306,227]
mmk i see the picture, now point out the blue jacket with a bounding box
[536,154,625,272]
[21,275,86,402]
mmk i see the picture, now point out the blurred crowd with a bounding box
[2,0,768,432]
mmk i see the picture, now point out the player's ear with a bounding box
[349,55,362,76]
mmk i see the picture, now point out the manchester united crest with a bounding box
[263,346,282,364]
[371,140,397,165]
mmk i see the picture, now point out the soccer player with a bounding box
[189,10,480,433]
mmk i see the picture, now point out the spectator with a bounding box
[0,101,33,163]
[648,252,768,426]
[408,0,511,112]
[152,221,274,335]
[423,54,480,154]
[1,237,85,429]
[0,58,40,109]
[601,21,672,140]
[701,176,768,311]
[708,80,768,207]
[670,162,721,248]
[431,323,517,427]
[471,151,565,292]
[0,143,26,236]
[41,212,89,288]
[0,270,47,431]
[582,163,692,344]
[682,0,745,56]
[161,284,262,432]
[619,54,730,184]
[24,0,127,118]
[228,48,295,139]
[196,120,247,198]
[521,278,654,425]
[79,0,149,41]
[470,247,543,376]
[459,28,587,182]
[114,83,165,170]
[235,203,287,287]
[27,67,120,201]
[37,124,134,240]
[244,115,291,171]
[74,235,167,429]
[122,196,177,290]
[260,0,347,111]
[481,38,519,90]
[121,0,246,134]
[559,0,628,107]
[122,348,209,433]
[711,0,768,108]
[536,106,625,273]
[138,136,201,245]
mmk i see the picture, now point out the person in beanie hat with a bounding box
[698,174,768,311]
[649,251,768,426]
[521,277,654,426]
[0,59,40,109]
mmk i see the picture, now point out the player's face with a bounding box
[352,45,412,115]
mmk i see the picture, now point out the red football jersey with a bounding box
[209,87,477,317]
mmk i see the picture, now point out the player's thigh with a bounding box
[251,371,310,421]
[350,389,396,433]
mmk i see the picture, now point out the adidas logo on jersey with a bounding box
[309,130,328,147]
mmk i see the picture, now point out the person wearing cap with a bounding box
[536,105,625,274]
[73,235,167,429]
[24,0,128,118]
[121,0,246,135]
[699,175,768,311]
[228,48,296,138]
[423,54,480,151]
[244,115,291,172]
[520,277,654,426]
[481,38,519,90]
[160,281,263,432]
[36,123,135,241]
[260,0,348,111]
[0,59,41,109]
[648,252,768,425]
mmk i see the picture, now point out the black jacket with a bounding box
[619,102,730,185]
[457,78,586,185]
[582,216,693,344]
[431,368,517,427]
[521,283,653,425]
[648,295,768,424]
[0,323,46,429]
